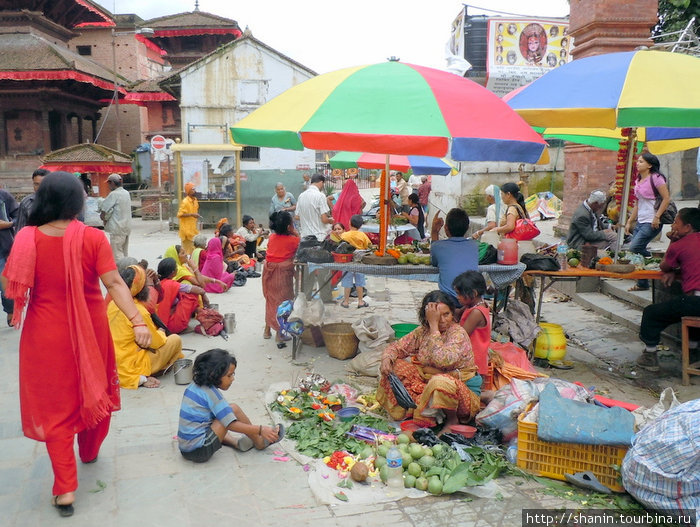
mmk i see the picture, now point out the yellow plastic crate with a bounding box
[516,407,628,492]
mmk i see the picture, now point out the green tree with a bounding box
[653,0,700,41]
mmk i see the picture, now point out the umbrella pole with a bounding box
[378,155,391,256]
[615,128,637,263]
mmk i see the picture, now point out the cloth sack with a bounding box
[351,315,394,354]
[631,387,680,432]
[195,307,224,336]
[520,253,560,271]
[649,175,678,225]
[621,399,700,515]
[348,349,383,377]
[492,299,541,348]
[537,383,635,446]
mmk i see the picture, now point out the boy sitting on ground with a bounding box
[636,207,700,371]
[178,349,283,462]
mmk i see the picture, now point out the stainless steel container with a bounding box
[224,313,236,333]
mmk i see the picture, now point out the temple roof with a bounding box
[0,32,122,93]
[42,143,132,164]
[0,0,113,28]
[145,10,239,30]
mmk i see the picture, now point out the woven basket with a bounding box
[321,322,359,360]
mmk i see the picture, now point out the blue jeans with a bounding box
[341,272,366,289]
[628,223,661,289]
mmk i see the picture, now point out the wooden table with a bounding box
[290,261,527,359]
[524,268,664,323]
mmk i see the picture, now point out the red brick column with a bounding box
[557,0,658,234]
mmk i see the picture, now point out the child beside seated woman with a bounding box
[178,349,284,462]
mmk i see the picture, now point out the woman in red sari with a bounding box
[377,290,480,429]
[156,257,209,334]
[1,172,151,517]
[332,179,365,236]
[262,211,300,347]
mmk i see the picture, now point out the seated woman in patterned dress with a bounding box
[377,290,480,431]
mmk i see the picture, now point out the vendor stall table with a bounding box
[360,223,422,242]
[291,261,526,359]
[524,268,664,323]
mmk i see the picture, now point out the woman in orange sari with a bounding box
[262,211,300,346]
[377,290,480,430]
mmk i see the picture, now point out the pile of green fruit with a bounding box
[566,248,581,268]
[365,434,474,495]
[397,253,431,265]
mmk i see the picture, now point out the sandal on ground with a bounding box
[264,424,285,447]
[52,496,75,517]
[276,342,287,349]
[340,303,350,308]
[263,329,272,339]
[7,313,13,327]
[628,285,649,292]
[357,302,369,308]
[564,471,611,494]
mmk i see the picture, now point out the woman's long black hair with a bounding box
[638,152,663,179]
[269,211,293,235]
[27,171,85,226]
[501,182,529,219]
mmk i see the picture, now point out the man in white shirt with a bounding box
[296,174,334,302]
[297,174,333,241]
[99,173,132,261]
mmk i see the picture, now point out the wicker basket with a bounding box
[321,322,359,360]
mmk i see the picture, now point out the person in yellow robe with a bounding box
[108,265,183,389]
[178,182,200,254]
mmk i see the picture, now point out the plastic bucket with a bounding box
[173,358,194,385]
[392,323,419,339]
[534,323,567,361]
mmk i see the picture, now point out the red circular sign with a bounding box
[151,135,167,150]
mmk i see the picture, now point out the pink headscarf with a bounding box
[201,237,235,293]
[332,179,363,232]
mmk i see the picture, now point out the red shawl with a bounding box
[3,221,117,428]
[332,179,364,231]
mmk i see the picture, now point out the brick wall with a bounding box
[558,0,659,234]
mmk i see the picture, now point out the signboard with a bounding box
[182,156,209,193]
[485,18,571,97]
[151,135,167,150]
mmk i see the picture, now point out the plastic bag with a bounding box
[328,383,358,402]
[631,387,680,431]
[289,293,325,326]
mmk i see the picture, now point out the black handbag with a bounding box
[649,175,677,225]
[520,253,560,271]
[388,373,417,409]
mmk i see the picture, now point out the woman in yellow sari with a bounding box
[107,265,183,389]
[377,290,480,430]
[163,245,225,290]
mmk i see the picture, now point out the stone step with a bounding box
[572,291,642,332]
[599,278,653,310]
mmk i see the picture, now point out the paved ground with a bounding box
[1,215,698,526]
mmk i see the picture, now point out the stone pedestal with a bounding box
[558,0,658,234]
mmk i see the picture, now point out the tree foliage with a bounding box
[653,0,700,41]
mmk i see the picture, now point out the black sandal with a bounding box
[52,496,74,517]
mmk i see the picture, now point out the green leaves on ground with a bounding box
[287,414,391,458]
[89,480,107,493]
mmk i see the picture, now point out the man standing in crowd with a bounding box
[418,176,431,216]
[99,173,132,261]
[15,168,48,232]
[0,186,18,326]
[177,182,200,254]
[296,173,334,302]
[567,190,617,250]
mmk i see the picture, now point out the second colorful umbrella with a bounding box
[329,151,454,176]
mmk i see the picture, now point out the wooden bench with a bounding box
[681,316,700,385]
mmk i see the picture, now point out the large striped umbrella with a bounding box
[231,60,546,253]
[329,151,455,176]
[506,50,700,258]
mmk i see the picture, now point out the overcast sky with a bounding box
[94,0,569,74]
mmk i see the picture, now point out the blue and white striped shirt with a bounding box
[178,383,236,452]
